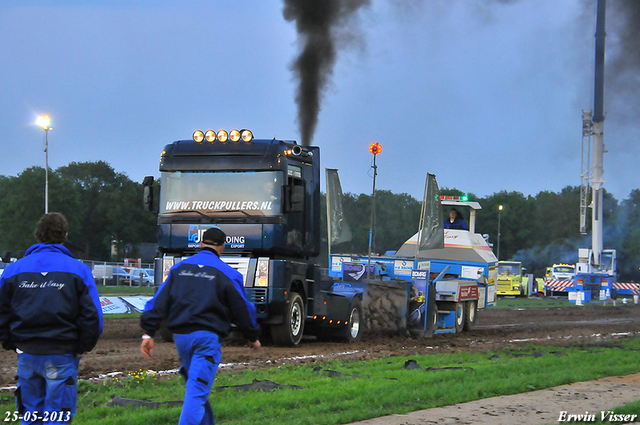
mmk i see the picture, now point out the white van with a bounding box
[128,268,155,286]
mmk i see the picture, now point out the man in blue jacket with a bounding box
[0,213,103,424]
[141,226,260,425]
[444,208,469,231]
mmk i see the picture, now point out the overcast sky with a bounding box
[2,0,638,203]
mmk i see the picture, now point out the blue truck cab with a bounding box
[144,130,362,345]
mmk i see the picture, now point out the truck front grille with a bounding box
[497,280,513,291]
[222,257,251,283]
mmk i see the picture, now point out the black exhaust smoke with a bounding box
[607,0,640,123]
[283,0,370,146]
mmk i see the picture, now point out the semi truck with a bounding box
[495,261,538,297]
[496,261,527,297]
[550,264,576,281]
[143,130,364,345]
[543,264,576,294]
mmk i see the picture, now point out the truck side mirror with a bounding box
[143,176,155,212]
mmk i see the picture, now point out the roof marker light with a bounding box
[439,195,469,202]
[193,130,204,143]
[217,129,228,142]
[204,130,216,142]
[194,128,253,143]
[240,129,253,142]
[229,129,241,142]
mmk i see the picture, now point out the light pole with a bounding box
[497,205,503,261]
[367,142,382,278]
[37,115,51,214]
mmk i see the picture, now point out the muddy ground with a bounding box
[1,301,640,387]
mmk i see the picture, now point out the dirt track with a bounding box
[2,301,640,387]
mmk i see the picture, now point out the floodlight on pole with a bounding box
[497,205,503,261]
[366,142,382,278]
[37,115,52,214]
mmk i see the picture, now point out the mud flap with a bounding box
[407,271,436,339]
[424,282,437,338]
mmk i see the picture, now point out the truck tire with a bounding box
[340,297,363,343]
[463,300,477,331]
[453,302,465,333]
[271,292,305,346]
[159,319,174,343]
[430,305,438,334]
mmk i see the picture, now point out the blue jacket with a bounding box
[0,243,103,355]
[444,218,469,231]
[141,248,260,342]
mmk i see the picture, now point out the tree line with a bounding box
[0,161,156,261]
[1,161,638,282]
[323,186,640,282]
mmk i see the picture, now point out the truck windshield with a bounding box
[160,171,284,217]
[554,266,574,274]
[600,253,614,272]
[498,265,520,275]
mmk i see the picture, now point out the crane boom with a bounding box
[590,0,606,266]
[580,111,592,235]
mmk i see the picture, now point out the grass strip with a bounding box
[97,286,155,296]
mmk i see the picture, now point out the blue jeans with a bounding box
[174,331,222,425]
[16,353,79,425]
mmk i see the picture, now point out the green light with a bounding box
[461,195,468,201]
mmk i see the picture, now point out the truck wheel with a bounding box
[340,297,363,343]
[454,302,465,333]
[271,292,305,346]
[159,319,174,343]
[463,301,477,331]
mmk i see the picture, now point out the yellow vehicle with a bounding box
[497,261,527,296]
